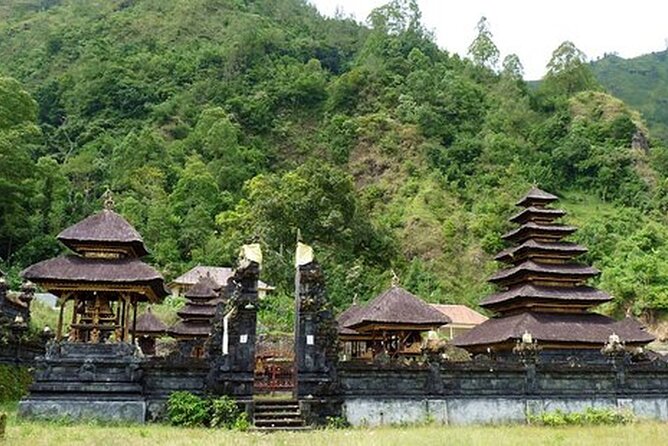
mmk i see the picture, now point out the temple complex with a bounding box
[454,187,654,355]
[170,274,223,358]
[338,284,449,360]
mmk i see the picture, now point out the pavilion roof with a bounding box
[488,260,599,285]
[515,187,558,207]
[453,311,654,348]
[170,265,273,291]
[185,275,220,299]
[58,209,148,257]
[21,255,169,301]
[494,240,587,263]
[177,300,222,319]
[509,207,566,225]
[347,286,450,331]
[337,303,366,335]
[481,284,611,308]
[502,222,576,243]
[170,321,213,337]
[135,307,168,334]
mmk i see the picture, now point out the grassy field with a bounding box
[2,405,668,446]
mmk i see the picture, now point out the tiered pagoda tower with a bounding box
[454,187,653,356]
[171,274,223,358]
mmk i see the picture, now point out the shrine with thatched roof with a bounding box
[454,187,654,357]
[18,191,169,422]
[338,284,449,360]
[135,307,168,355]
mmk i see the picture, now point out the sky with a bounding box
[310,0,668,80]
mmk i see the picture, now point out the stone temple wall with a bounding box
[339,358,668,426]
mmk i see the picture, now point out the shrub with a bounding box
[528,407,635,426]
[166,392,250,430]
[210,396,241,429]
[0,412,6,438]
[166,391,211,427]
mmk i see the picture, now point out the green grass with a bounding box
[3,411,668,446]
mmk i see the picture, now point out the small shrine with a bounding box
[135,307,168,356]
[338,283,450,360]
[19,191,169,422]
[454,187,654,357]
[170,274,223,358]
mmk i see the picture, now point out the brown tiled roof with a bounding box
[481,284,611,308]
[494,240,588,263]
[135,307,167,334]
[21,255,169,300]
[348,286,450,331]
[185,275,220,299]
[515,187,558,207]
[453,311,654,347]
[170,266,273,291]
[502,222,577,243]
[488,260,599,284]
[509,207,566,224]
[57,209,148,257]
[431,304,488,326]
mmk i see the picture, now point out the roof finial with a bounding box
[391,269,400,287]
[102,188,115,211]
[296,228,303,243]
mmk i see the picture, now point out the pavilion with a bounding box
[19,193,169,422]
[338,285,450,360]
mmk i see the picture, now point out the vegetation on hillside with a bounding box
[1,0,668,331]
[592,50,668,143]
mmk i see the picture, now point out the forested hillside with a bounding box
[592,50,668,143]
[2,0,668,330]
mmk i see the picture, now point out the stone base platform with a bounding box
[18,396,146,423]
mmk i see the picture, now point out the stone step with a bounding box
[254,411,301,418]
[255,405,300,412]
[251,425,312,432]
[254,418,305,427]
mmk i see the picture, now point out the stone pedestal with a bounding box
[19,342,146,422]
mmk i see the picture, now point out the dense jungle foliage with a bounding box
[1,0,668,331]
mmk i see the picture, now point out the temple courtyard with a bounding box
[2,404,667,446]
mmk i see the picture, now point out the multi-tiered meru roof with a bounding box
[170,274,223,338]
[454,187,654,353]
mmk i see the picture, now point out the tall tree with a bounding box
[468,16,500,71]
[542,41,600,95]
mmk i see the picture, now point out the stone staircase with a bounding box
[252,399,309,431]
